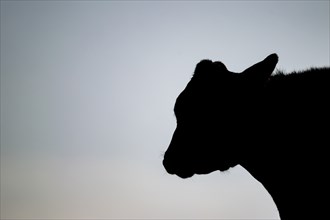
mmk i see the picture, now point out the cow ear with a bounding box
[193,60,213,77]
[241,53,278,83]
[193,60,228,78]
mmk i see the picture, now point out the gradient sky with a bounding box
[1,1,329,219]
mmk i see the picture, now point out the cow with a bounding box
[163,53,329,220]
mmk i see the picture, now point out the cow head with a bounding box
[163,54,278,178]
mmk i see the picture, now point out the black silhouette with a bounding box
[163,54,329,220]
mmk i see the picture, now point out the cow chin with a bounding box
[174,166,214,179]
[176,166,231,178]
[218,163,237,172]
[176,169,212,178]
[176,171,194,179]
[219,167,230,172]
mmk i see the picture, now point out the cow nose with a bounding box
[163,153,195,178]
[163,152,177,174]
[163,156,176,175]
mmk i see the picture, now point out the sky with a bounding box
[1,1,329,219]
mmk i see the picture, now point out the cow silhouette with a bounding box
[163,54,329,220]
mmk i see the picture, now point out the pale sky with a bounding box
[1,1,329,219]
